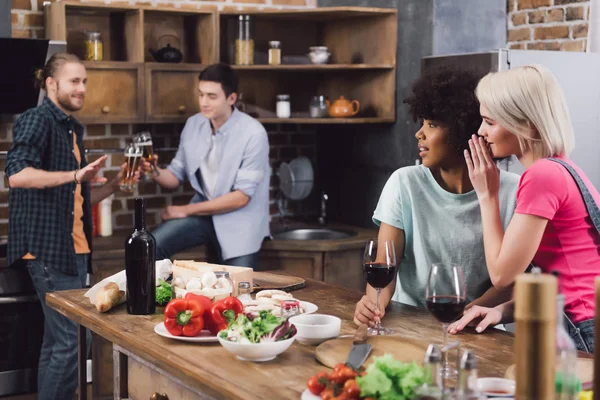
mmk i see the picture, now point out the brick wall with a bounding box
[1,0,317,236]
[508,0,590,51]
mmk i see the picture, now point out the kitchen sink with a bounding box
[272,228,357,241]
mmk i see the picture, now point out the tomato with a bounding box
[329,371,339,383]
[333,394,348,400]
[334,366,357,385]
[321,388,334,400]
[333,363,346,374]
[343,379,361,399]
[307,376,326,395]
[316,372,329,381]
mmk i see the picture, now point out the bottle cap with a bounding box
[215,271,230,279]
[238,282,251,289]
[460,350,477,370]
[424,344,442,364]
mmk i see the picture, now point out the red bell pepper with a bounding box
[184,293,219,335]
[163,298,205,337]
[211,296,244,332]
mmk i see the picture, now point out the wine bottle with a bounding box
[125,197,156,315]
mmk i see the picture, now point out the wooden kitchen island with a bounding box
[46,275,517,400]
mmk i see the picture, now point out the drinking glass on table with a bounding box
[363,239,397,335]
[425,263,466,378]
[133,131,159,176]
[120,142,143,192]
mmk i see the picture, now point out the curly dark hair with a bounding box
[404,65,484,154]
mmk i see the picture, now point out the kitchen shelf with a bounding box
[258,117,395,124]
[231,64,394,71]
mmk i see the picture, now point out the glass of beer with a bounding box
[120,142,142,192]
[133,131,159,177]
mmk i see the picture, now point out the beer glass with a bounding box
[133,131,159,176]
[120,142,142,192]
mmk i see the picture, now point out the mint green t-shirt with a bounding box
[373,165,520,308]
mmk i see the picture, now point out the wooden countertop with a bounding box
[46,275,517,400]
[92,222,377,261]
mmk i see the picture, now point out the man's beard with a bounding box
[56,82,84,112]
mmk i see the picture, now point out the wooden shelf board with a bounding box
[81,61,141,69]
[258,117,395,124]
[232,64,394,71]
[220,7,396,19]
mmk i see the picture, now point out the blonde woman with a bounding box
[448,65,599,353]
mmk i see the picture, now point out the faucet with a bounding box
[318,192,328,226]
[276,193,289,230]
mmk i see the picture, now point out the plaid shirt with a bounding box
[5,97,92,274]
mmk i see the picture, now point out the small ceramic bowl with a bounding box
[308,46,330,64]
[288,314,341,345]
[476,377,516,397]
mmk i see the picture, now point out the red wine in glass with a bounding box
[364,262,398,289]
[426,296,466,323]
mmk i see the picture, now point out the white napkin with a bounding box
[83,259,174,305]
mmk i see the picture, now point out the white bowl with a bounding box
[476,378,515,397]
[289,314,341,345]
[217,336,295,362]
[308,49,330,64]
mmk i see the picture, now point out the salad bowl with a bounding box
[218,336,295,362]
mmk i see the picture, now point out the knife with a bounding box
[345,324,372,370]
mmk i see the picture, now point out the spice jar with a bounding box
[309,95,328,118]
[84,32,103,61]
[215,271,234,296]
[235,15,254,65]
[276,94,291,118]
[280,299,300,319]
[237,282,253,301]
[268,41,281,65]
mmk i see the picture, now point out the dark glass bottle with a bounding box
[125,197,156,315]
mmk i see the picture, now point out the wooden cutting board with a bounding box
[315,335,429,369]
[505,357,594,384]
[252,271,306,292]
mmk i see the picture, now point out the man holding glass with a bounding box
[142,63,270,269]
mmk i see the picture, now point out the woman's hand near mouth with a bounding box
[464,134,500,201]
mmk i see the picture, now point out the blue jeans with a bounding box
[26,254,92,400]
[151,215,260,269]
[564,314,595,354]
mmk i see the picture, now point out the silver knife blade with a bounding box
[345,325,372,370]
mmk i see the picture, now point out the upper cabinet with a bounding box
[45,3,396,125]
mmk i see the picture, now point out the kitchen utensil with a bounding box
[315,335,429,369]
[289,314,341,345]
[345,324,372,369]
[252,271,306,292]
[278,156,314,201]
[308,46,330,64]
[149,34,183,63]
[326,96,360,118]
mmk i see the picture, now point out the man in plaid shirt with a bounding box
[5,53,128,400]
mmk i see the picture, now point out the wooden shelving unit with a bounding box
[45,2,397,125]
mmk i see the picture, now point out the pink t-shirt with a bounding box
[516,156,600,324]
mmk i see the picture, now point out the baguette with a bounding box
[94,282,125,313]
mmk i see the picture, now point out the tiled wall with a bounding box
[1,0,318,235]
[507,0,590,51]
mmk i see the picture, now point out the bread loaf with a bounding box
[95,282,125,313]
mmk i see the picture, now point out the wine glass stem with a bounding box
[374,288,382,330]
[442,323,448,370]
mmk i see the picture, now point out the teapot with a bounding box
[326,96,360,118]
[149,34,183,63]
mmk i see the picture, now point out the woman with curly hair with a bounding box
[354,65,520,331]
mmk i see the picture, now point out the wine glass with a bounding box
[425,263,466,378]
[363,239,397,335]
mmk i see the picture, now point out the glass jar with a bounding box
[309,95,328,118]
[84,32,103,61]
[215,271,234,296]
[268,41,281,65]
[276,94,291,118]
[235,15,254,65]
[280,299,300,319]
[237,282,253,301]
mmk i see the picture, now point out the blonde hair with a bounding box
[475,64,574,157]
[34,52,82,90]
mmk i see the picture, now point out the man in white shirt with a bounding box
[142,64,270,269]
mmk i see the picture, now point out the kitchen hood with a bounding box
[0,38,66,115]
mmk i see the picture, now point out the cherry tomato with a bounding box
[343,379,361,399]
[321,388,334,400]
[316,371,329,381]
[333,394,348,400]
[329,371,339,383]
[334,366,357,385]
[307,376,326,395]
[333,363,346,374]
